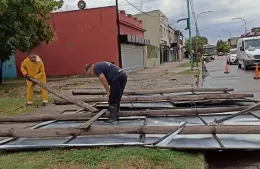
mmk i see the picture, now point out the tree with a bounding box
[185,36,208,55]
[0,0,64,83]
[216,40,230,53]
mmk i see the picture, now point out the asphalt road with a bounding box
[204,56,260,169]
[203,56,260,100]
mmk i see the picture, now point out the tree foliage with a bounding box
[185,36,208,54]
[0,0,64,62]
[216,40,230,53]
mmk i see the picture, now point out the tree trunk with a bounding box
[72,87,234,95]
[1,125,260,138]
[0,106,252,123]
[54,93,254,105]
[27,76,98,112]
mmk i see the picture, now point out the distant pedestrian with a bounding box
[85,62,127,124]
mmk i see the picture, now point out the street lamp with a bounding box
[200,28,208,33]
[232,18,247,34]
[196,11,212,36]
[195,11,212,67]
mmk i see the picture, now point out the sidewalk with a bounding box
[52,59,199,95]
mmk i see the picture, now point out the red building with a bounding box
[15,6,149,77]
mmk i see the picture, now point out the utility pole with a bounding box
[77,0,122,67]
[195,24,199,67]
[177,31,180,60]
[187,0,193,71]
[140,0,142,11]
[115,0,122,68]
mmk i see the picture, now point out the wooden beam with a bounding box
[72,87,234,95]
[0,106,250,123]
[1,125,260,138]
[79,109,107,129]
[54,93,254,105]
[27,76,98,112]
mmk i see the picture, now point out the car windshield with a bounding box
[230,50,238,54]
[245,39,260,50]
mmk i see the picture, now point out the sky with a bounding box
[60,0,260,44]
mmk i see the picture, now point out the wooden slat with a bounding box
[79,109,107,129]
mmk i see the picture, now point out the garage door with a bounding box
[121,44,144,70]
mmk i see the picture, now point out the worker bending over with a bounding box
[21,53,48,106]
[85,62,127,124]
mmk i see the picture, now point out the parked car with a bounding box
[209,55,215,60]
[226,48,238,64]
[237,36,260,70]
[218,52,224,56]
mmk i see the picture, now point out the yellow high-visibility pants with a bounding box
[26,76,48,103]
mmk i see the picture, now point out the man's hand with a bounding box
[24,74,30,79]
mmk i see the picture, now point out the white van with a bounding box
[237,36,260,70]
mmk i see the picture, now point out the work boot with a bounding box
[117,102,120,112]
[26,102,33,106]
[41,102,47,107]
[104,104,118,125]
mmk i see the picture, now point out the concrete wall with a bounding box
[135,10,161,67]
[159,11,170,46]
[230,37,240,48]
[119,10,144,38]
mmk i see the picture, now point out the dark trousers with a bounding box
[109,72,127,112]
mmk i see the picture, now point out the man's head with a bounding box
[28,52,37,62]
[85,63,95,76]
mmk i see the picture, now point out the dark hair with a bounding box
[85,63,93,73]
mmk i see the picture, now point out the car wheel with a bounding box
[238,63,241,68]
[242,61,248,70]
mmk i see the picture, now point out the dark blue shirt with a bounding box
[94,62,122,85]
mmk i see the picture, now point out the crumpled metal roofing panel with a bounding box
[1,97,260,151]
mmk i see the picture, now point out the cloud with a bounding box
[59,0,260,44]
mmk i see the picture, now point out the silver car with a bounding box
[227,49,238,64]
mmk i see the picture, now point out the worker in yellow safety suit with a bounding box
[21,53,48,106]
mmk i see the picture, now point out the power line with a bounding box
[119,0,160,7]
[236,15,260,32]
[190,0,197,26]
[124,0,178,28]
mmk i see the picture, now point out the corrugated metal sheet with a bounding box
[121,44,144,70]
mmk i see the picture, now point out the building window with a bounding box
[160,26,163,38]
[164,28,166,37]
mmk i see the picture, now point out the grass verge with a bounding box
[0,83,53,116]
[178,62,201,68]
[176,69,200,76]
[0,147,204,169]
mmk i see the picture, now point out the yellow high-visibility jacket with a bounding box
[21,56,46,79]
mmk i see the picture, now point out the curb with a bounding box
[194,61,204,88]
[198,61,204,87]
